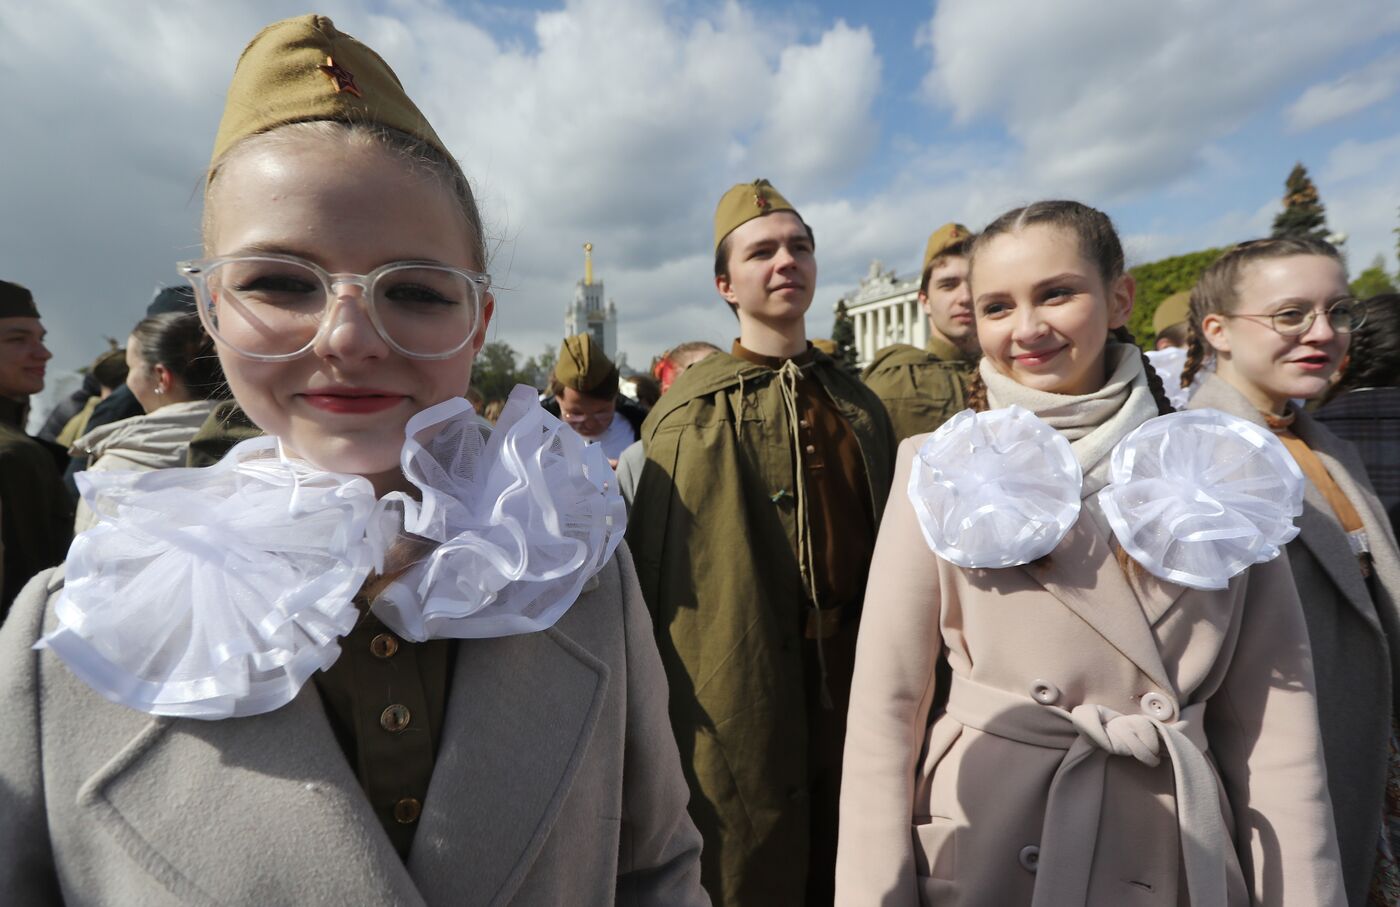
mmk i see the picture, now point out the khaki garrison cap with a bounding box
[555,333,617,393]
[0,280,39,319]
[714,179,801,252]
[921,223,972,278]
[1152,290,1193,335]
[210,14,449,173]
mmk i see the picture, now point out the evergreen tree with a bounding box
[831,300,860,375]
[1351,254,1398,299]
[1270,162,1329,240]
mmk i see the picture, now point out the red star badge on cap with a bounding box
[754,193,770,209]
[319,56,363,98]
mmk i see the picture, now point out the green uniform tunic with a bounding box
[0,398,71,614]
[861,335,976,442]
[185,399,262,467]
[627,343,895,906]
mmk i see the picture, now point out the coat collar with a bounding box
[1019,513,1176,694]
[78,618,609,906]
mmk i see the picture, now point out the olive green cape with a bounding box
[0,399,71,613]
[627,349,894,905]
[861,339,975,442]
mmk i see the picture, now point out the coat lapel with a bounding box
[78,685,421,906]
[1020,514,1174,693]
[407,622,609,907]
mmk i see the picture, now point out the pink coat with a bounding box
[835,436,1343,906]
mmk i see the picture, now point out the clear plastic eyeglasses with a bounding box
[1225,298,1366,337]
[177,253,490,361]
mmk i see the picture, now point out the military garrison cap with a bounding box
[0,280,39,319]
[555,333,617,393]
[714,179,802,252]
[1152,290,1192,335]
[921,223,972,279]
[210,15,448,173]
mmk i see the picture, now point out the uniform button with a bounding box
[380,704,412,732]
[1030,680,1060,705]
[1019,845,1040,873]
[369,634,399,658]
[393,797,422,824]
[804,444,816,454]
[1140,692,1176,721]
[799,419,810,429]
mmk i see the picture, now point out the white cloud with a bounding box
[1287,53,1400,132]
[920,0,1400,199]
[1321,132,1400,271]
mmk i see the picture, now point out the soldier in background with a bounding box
[0,280,71,614]
[862,222,978,440]
[629,179,895,905]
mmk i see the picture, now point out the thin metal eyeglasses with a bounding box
[1222,298,1365,337]
[177,253,491,361]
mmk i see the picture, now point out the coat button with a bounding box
[393,797,422,824]
[1019,845,1040,873]
[1030,680,1060,705]
[380,704,412,732]
[369,634,399,658]
[804,444,816,454]
[1140,692,1176,721]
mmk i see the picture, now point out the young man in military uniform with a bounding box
[544,332,646,463]
[862,222,979,440]
[627,179,895,906]
[0,280,72,614]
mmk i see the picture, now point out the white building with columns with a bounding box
[836,260,926,368]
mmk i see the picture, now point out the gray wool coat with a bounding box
[0,545,710,907]
[1193,375,1400,906]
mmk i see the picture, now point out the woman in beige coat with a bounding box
[836,201,1342,905]
[0,15,706,906]
[1183,237,1400,905]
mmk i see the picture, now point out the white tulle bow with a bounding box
[908,407,1303,588]
[1097,409,1304,590]
[372,386,626,641]
[38,439,388,719]
[37,385,625,719]
[908,406,1083,568]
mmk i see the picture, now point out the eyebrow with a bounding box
[222,243,453,269]
[0,327,41,339]
[1031,272,1088,291]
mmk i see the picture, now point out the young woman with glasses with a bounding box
[1185,236,1400,905]
[0,15,706,905]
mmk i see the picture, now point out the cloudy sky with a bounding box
[3,0,1400,377]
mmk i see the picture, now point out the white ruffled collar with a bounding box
[37,384,625,720]
[909,405,1304,590]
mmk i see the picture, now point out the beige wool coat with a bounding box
[0,545,710,907]
[836,436,1344,906]
[1192,374,1400,905]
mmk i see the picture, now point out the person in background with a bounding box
[0,280,71,616]
[1144,290,1194,409]
[55,348,129,449]
[629,178,895,905]
[862,223,977,440]
[545,332,646,463]
[1185,238,1400,905]
[1316,293,1400,535]
[71,312,227,533]
[481,398,505,424]
[630,374,661,411]
[616,341,721,508]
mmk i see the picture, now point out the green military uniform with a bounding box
[861,335,973,441]
[185,399,262,467]
[628,345,895,905]
[0,398,72,612]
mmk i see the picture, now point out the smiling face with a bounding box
[0,317,50,399]
[204,136,492,491]
[1202,254,1350,413]
[971,224,1133,396]
[716,211,816,326]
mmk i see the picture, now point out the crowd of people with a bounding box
[2,12,1400,907]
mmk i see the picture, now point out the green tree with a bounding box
[1270,162,1330,241]
[471,340,525,402]
[1351,254,1398,299]
[520,342,558,389]
[1126,247,1228,348]
[831,300,860,375]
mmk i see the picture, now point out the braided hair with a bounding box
[1180,236,1345,388]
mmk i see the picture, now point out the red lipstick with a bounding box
[299,387,407,414]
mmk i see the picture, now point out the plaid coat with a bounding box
[1316,387,1400,534]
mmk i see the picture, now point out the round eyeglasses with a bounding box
[177,254,490,361]
[1224,298,1366,337]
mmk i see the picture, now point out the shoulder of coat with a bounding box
[862,343,932,379]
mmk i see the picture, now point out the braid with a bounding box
[965,366,989,412]
[1112,326,1173,415]
[1180,286,1210,388]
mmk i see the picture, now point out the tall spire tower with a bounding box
[564,241,619,361]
